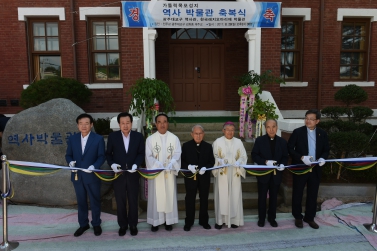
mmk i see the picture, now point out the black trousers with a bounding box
[257,173,280,221]
[112,173,140,228]
[184,173,210,226]
[292,170,320,221]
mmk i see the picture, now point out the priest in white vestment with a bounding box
[145,113,181,232]
[210,121,247,229]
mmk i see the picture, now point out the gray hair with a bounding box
[264,119,278,127]
[223,124,236,130]
[191,124,205,133]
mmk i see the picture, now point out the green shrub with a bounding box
[236,70,285,96]
[351,106,374,123]
[93,118,113,135]
[20,77,92,109]
[333,120,358,132]
[329,131,369,158]
[249,98,279,120]
[322,163,377,183]
[357,122,374,134]
[320,84,374,182]
[127,78,175,136]
[334,84,367,106]
[319,120,359,134]
[321,106,347,120]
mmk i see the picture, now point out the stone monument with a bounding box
[1,98,110,206]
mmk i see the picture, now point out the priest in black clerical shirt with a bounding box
[181,124,215,231]
[251,119,288,228]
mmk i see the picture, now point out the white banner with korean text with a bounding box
[122,1,281,28]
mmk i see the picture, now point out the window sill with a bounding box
[334,81,375,87]
[280,82,308,87]
[23,83,123,90]
[85,83,123,89]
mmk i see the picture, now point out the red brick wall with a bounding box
[1,0,377,114]
[0,2,30,114]
[277,0,322,110]
[319,0,377,109]
[261,28,282,107]
[0,1,144,114]
[277,0,377,110]
[223,29,249,111]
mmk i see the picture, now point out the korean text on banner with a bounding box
[122,1,281,28]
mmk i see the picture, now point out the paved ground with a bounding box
[1,203,377,250]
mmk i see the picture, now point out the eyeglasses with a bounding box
[304,117,318,121]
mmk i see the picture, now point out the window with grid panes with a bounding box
[28,19,61,81]
[340,19,369,80]
[90,19,121,82]
[280,18,302,81]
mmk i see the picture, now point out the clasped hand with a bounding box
[301,156,313,166]
[188,164,197,174]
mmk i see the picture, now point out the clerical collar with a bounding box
[157,131,168,136]
[196,143,200,146]
[270,137,275,141]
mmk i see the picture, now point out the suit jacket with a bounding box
[288,125,330,178]
[181,139,215,172]
[106,130,145,170]
[251,134,288,184]
[65,132,106,184]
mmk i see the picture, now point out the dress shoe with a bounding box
[303,218,319,229]
[130,225,138,236]
[231,224,238,228]
[151,225,159,232]
[268,219,278,228]
[295,219,303,228]
[165,224,173,231]
[74,225,90,237]
[257,220,265,227]
[183,225,191,231]
[215,223,222,230]
[93,225,102,236]
[201,223,211,230]
[118,227,127,236]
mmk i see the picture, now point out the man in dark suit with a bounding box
[251,119,288,228]
[181,125,215,231]
[106,112,145,236]
[288,109,329,229]
[65,113,106,237]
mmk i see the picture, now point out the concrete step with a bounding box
[174,131,225,141]
[173,130,253,142]
[139,174,284,212]
[139,191,284,212]
[169,122,240,132]
[176,176,258,193]
[176,191,260,210]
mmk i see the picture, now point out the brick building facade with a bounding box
[1,0,376,117]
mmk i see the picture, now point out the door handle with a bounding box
[195,67,201,78]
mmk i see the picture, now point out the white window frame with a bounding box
[79,7,120,21]
[18,7,65,21]
[335,8,377,87]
